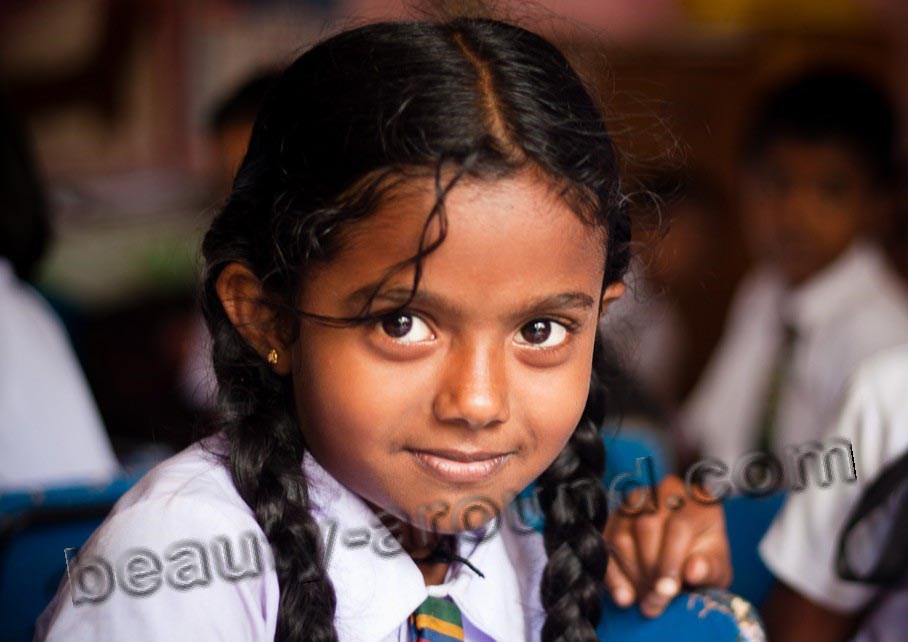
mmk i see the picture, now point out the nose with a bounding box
[432,338,510,429]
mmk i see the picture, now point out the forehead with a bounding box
[301,170,607,311]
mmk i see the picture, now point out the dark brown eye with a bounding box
[521,320,551,344]
[378,313,434,343]
[381,314,413,338]
[515,319,569,348]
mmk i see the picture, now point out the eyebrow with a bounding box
[346,283,596,320]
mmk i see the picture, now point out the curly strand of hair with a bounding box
[536,341,610,642]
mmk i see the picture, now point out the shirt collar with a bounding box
[784,242,887,332]
[302,451,546,642]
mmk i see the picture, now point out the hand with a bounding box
[602,474,732,618]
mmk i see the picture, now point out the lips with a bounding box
[408,448,513,484]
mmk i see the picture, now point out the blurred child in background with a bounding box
[0,95,119,490]
[680,69,908,467]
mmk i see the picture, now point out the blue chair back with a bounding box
[0,475,140,642]
[724,492,786,607]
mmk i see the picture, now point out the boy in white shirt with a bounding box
[759,343,908,641]
[681,69,908,466]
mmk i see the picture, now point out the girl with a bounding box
[37,18,734,642]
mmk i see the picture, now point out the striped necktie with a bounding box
[409,595,465,642]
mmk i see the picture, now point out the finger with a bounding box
[654,517,695,590]
[632,513,664,589]
[606,525,641,602]
[684,552,732,588]
[683,553,711,584]
[604,550,636,608]
[638,519,694,618]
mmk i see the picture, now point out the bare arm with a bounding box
[761,581,858,642]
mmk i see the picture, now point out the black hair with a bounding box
[207,71,280,135]
[0,92,51,283]
[744,68,897,187]
[201,18,630,642]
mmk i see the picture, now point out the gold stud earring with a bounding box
[267,349,279,365]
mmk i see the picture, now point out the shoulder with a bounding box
[830,250,908,345]
[838,344,908,466]
[35,436,280,642]
[113,436,251,517]
[0,262,69,348]
[851,342,908,410]
[82,436,267,564]
[0,260,83,380]
[801,252,908,399]
[725,266,782,322]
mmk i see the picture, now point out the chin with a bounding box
[398,489,512,533]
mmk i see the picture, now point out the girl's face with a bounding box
[290,168,622,532]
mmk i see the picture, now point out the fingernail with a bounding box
[688,558,708,581]
[614,586,634,607]
[655,577,679,597]
[640,597,665,618]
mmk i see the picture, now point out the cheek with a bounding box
[294,337,431,449]
[517,345,594,462]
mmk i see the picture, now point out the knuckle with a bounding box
[633,513,662,535]
[611,531,635,553]
[665,516,692,539]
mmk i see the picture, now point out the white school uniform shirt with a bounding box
[759,343,908,641]
[35,434,549,641]
[680,242,908,464]
[0,257,119,490]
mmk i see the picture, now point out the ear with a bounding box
[598,282,625,319]
[215,262,292,376]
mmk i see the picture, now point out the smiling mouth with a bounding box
[407,449,513,484]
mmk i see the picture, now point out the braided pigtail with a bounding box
[536,336,612,642]
[202,272,340,642]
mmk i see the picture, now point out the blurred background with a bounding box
[2,0,907,462]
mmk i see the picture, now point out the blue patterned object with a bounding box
[597,589,766,641]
